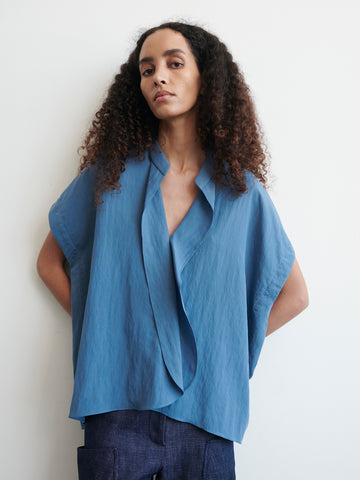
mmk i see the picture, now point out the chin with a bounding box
[151,111,178,121]
[151,108,193,122]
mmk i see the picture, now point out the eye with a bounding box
[142,68,153,77]
[171,61,183,68]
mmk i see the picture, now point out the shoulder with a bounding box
[70,165,97,201]
[242,169,273,208]
[64,164,97,192]
[50,164,97,218]
[220,169,268,209]
[243,169,266,194]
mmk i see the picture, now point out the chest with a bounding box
[160,170,201,238]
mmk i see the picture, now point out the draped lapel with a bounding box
[141,139,215,394]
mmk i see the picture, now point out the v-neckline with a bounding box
[159,184,201,241]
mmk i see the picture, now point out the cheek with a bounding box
[140,81,149,98]
[139,82,145,97]
[183,74,201,99]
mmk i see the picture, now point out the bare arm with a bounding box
[265,257,309,337]
[36,230,72,316]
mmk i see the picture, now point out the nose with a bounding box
[154,79,166,86]
[152,66,168,86]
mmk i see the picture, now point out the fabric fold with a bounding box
[141,173,185,392]
[141,140,215,396]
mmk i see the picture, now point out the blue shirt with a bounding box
[48,139,295,444]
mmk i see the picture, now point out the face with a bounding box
[139,28,202,121]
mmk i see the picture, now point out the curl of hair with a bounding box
[77,21,271,209]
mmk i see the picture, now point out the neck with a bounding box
[157,115,205,174]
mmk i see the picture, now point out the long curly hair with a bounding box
[77,21,271,208]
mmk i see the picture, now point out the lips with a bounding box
[154,90,174,101]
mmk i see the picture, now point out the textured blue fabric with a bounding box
[48,139,295,444]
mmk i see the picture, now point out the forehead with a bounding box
[139,28,191,58]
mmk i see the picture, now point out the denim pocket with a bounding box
[202,438,236,479]
[77,446,118,480]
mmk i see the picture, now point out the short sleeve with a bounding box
[245,174,295,378]
[48,165,96,267]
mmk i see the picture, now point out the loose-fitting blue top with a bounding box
[48,139,295,444]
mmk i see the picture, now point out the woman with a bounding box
[37,21,309,480]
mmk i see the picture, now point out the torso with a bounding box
[160,168,201,238]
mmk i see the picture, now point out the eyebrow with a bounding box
[139,48,186,66]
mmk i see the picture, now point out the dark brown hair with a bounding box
[77,21,271,207]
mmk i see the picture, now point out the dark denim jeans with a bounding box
[77,409,236,479]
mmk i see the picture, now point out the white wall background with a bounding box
[1,0,359,479]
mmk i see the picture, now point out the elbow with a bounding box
[36,231,66,280]
[282,257,309,314]
[36,249,54,281]
[297,286,310,313]
[36,253,47,280]
[280,284,309,315]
